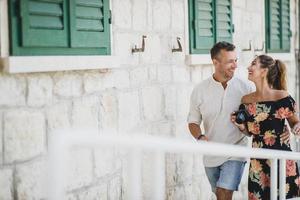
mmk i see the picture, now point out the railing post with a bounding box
[271,159,278,200]
[48,134,68,200]
[153,151,165,200]
[279,159,286,200]
[127,148,142,200]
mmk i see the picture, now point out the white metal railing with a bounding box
[47,131,300,200]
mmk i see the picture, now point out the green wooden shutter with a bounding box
[20,0,68,47]
[189,0,215,53]
[70,0,110,50]
[281,0,290,51]
[269,0,281,50]
[266,0,290,52]
[189,0,233,54]
[215,0,233,43]
[195,0,214,50]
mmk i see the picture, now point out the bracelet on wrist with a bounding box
[197,134,205,140]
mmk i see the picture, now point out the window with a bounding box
[265,0,291,52]
[9,0,111,56]
[188,0,233,54]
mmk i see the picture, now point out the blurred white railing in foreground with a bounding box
[48,131,300,200]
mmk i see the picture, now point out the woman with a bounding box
[231,55,300,199]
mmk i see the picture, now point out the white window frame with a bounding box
[0,0,119,73]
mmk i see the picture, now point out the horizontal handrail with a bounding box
[53,133,300,160]
[48,131,300,200]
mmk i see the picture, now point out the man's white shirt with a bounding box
[187,76,254,167]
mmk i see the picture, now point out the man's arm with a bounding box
[188,123,208,141]
[187,85,207,141]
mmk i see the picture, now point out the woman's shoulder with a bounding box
[272,90,289,100]
[241,90,290,104]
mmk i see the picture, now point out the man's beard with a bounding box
[222,70,234,80]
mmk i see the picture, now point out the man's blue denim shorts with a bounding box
[204,160,245,193]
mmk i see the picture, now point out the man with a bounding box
[187,42,290,199]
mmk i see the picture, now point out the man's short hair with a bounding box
[210,41,235,60]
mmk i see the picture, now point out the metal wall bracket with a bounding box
[172,37,183,53]
[242,40,252,51]
[254,42,265,52]
[132,35,147,54]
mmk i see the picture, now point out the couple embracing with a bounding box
[188,41,300,199]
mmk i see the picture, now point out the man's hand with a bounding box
[197,134,208,141]
[292,122,300,135]
[280,125,290,144]
[189,123,209,141]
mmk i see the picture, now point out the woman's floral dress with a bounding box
[240,96,300,199]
